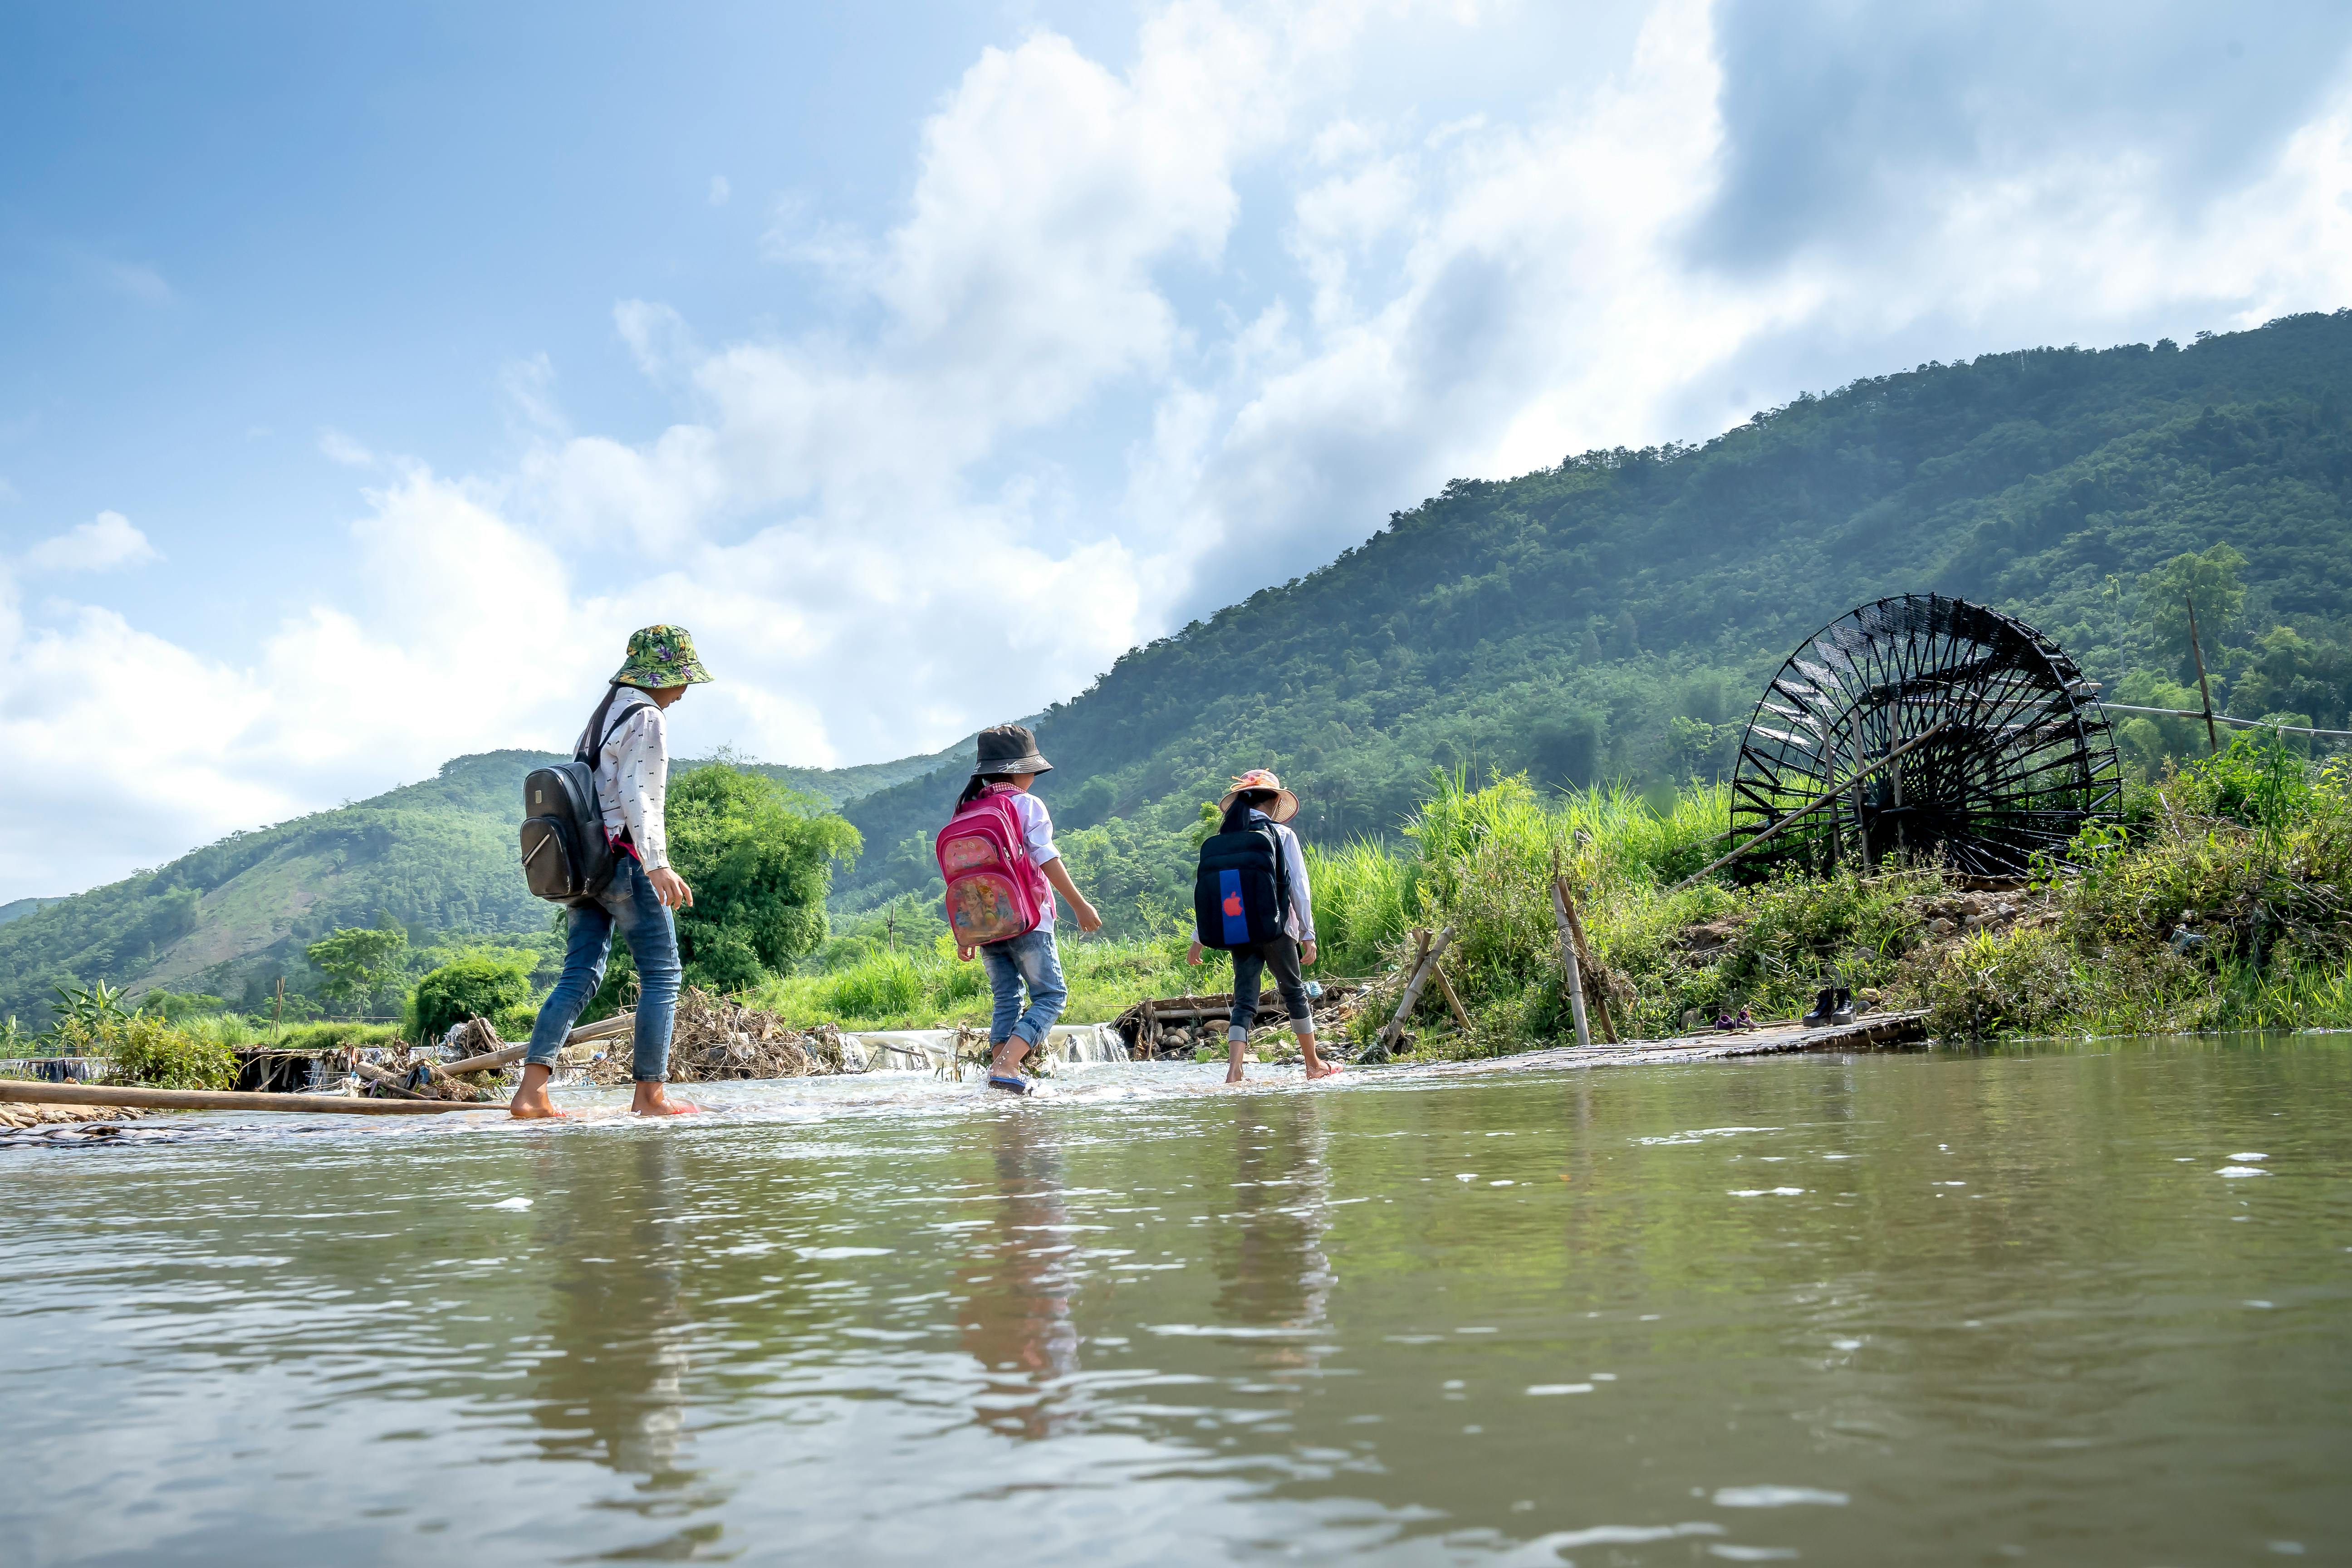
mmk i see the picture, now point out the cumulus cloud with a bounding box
[24,512,160,574]
[8,0,2352,901]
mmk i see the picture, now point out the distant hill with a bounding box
[10,312,2349,1018]
[831,310,2352,924]
[0,736,971,1025]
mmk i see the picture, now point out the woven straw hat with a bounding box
[1217,768,1298,823]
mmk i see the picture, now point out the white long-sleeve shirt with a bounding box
[1196,818,1315,944]
[579,690,671,872]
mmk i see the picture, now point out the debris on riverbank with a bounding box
[586,989,849,1085]
[1112,982,1374,1060]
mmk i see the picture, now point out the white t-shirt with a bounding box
[1001,788,1062,932]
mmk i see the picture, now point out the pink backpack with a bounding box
[936,787,1049,948]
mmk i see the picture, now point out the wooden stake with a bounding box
[1548,872,1592,1049]
[1432,965,1473,1032]
[2186,593,2220,756]
[1554,880,1618,1044]
[1377,926,1454,1054]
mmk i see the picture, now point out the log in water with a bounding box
[0,1079,487,1116]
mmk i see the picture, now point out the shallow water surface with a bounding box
[3,1039,2347,1565]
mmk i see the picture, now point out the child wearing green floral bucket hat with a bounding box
[511,624,714,1121]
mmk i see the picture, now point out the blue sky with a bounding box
[3,0,2351,900]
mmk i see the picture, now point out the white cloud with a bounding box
[709,174,731,206]
[99,260,174,305]
[7,0,2352,902]
[24,512,160,574]
[316,427,377,467]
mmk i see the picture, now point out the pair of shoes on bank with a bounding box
[1802,986,1857,1028]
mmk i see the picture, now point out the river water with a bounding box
[2,1038,2346,1566]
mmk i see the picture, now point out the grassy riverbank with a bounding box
[757,730,2352,1051]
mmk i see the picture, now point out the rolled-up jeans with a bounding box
[1228,936,1310,1043]
[524,855,683,1083]
[980,927,1068,1049]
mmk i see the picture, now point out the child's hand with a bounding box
[956,944,975,962]
[1187,941,1203,965]
[1073,900,1104,934]
[1300,939,1318,967]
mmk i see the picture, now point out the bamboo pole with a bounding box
[0,1080,487,1116]
[439,1044,529,1076]
[2098,703,2352,740]
[1555,885,1618,1044]
[1667,719,1950,892]
[2185,593,2221,755]
[352,1062,435,1100]
[1550,848,1616,1042]
[1377,927,1454,1054]
[1432,965,1473,1032]
[1547,877,1592,1049]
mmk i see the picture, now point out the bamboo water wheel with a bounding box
[1729,594,2120,880]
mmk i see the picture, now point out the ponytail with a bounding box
[959,773,1015,809]
[1221,789,1276,834]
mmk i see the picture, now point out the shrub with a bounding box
[411,955,534,1044]
[96,1015,238,1090]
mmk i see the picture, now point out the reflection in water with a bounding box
[957,1109,1081,1440]
[526,1133,706,1504]
[1213,1095,1333,1346]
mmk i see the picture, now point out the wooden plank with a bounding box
[0,1080,489,1116]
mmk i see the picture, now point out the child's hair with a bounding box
[958,773,1019,809]
[1220,789,1278,833]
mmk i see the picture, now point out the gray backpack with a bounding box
[519,686,648,902]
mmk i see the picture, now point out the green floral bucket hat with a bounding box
[611,624,713,690]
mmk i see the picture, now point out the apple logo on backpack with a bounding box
[1223,892,1244,918]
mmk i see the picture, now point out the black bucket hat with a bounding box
[972,723,1053,777]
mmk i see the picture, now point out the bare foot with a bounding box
[1225,1053,1247,1085]
[509,1063,567,1120]
[990,1040,1030,1079]
[1304,1060,1345,1080]
[631,1083,703,1116]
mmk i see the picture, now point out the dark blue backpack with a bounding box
[1193,810,1290,950]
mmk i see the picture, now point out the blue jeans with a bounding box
[524,856,683,1083]
[980,927,1068,1049]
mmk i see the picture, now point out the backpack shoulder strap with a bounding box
[576,685,652,764]
[1258,822,1291,924]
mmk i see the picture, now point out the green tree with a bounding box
[411,954,534,1043]
[666,763,862,993]
[2139,544,2247,682]
[305,921,410,1017]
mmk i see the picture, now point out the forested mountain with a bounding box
[0,738,970,1026]
[7,312,2348,1020]
[833,311,2352,927]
